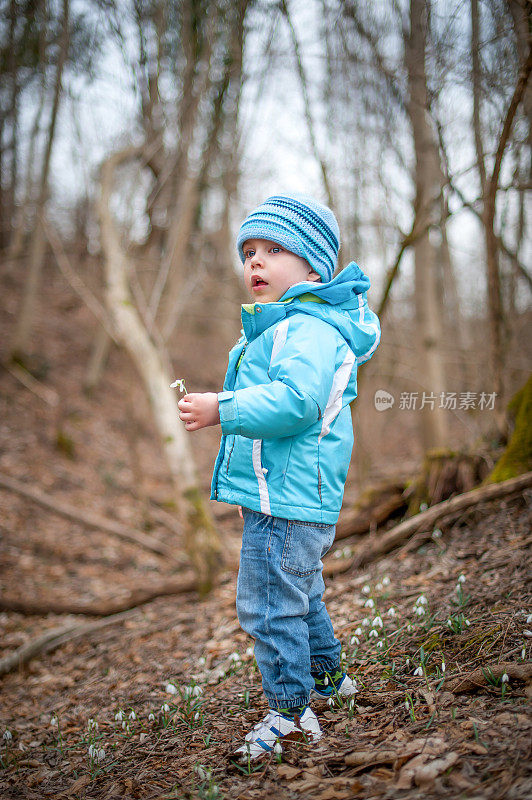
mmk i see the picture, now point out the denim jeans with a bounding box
[236,508,342,710]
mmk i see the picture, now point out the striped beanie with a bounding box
[236,194,340,283]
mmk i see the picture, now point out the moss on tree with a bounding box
[488,374,532,483]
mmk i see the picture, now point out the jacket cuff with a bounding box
[218,391,240,434]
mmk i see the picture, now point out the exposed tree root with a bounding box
[0,574,197,617]
[0,472,179,561]
[446,661,532,693]
[326,471,532,574]
[0,608,141,677]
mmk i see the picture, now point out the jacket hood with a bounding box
[241,262,380,361]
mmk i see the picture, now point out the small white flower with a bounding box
[369,629,379,638]
[324,676,329,686]
[364,598,375,609]
[165,683,178,695]
[114,710,124,722]
[404,700,410,710]
[87,718,98,731]
[97,748,105,762]
[447,619,453,628]
[354,627,363,636]
[193,686,203,697]
[413,666,423,677]
[184,686,193,697]
[350,636,360,645]
[526,613,532,624]
[441,661,446,673]
[327,697,335,706]
[406,623,413,632]
[362,585,370,595]
[198,656,206,665]
[342,547,352,558]
[382,576,390,586]
[416,595,428,606]
[432,528,442,539]
[230,652,241,662]
[465,619,471,626]
[349,698,355,709]
[405,658,410,666]
[245,647,254,657]
[88,744,96,758]
[50,716,58,727]
[3,730,12,742]
[195,765,207,781]
[341,651,347,660]
[273,741,282,754]
[362,618,370,627]
[415,606,426,616]
[148,713,155,722]
[501,673,509,683]
[170,378,187,392]
[194,712,200,721]
[375,582,383,592]
[376,641,384,649]
[334,549,342,559]
[521,647,526,659]
[372,616,383,628]
[457,574,466,584]
[161,703,170,713]
[122,721,127,730]
[387,607,396,617]
[420,502,428,511]
[128,710,136,720]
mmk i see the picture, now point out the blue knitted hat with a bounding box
[236,194,340,283]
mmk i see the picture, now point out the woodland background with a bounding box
[0,1,531,798]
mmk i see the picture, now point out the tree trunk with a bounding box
[405,0,447,449]
[10,0,70,360]
[98,146,221,593]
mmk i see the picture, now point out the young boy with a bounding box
[178,194,380,759]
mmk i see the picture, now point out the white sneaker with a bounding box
[310,673,358,706]
[234,707,322,761]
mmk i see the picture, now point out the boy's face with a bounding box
[242,239,321,303]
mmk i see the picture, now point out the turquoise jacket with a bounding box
[210,262,381,524]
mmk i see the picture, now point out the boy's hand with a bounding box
[178,393,220,431]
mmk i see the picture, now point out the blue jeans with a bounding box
[236,509,342,710]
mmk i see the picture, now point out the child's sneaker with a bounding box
[310,671,358,706]
[234,707,322,761]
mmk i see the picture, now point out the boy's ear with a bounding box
[308,268,322,282]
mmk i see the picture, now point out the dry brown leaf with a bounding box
[56,773,91,796]
[277,764,302,780]
[414,752,460,788]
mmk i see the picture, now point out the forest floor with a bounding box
[1,262,531,798]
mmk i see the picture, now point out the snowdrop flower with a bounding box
[501,673,509,683]
[457,574,466,584]
[245,647,254,657]
[148,713,155,722]
[3,730,12,742]
[323,676,329,686]
[50,716,58,727]
[354,627,363,636]
[447,619,453,628]
[230,652,241,663]
[327,697,335,707]
[522,647,526,659]
[416,595,428,606]
[184,686,193,697]
[432,528,442,539]
[382,576,390,586]
[350,635,360,645]
[369,629,379,639]
[165,683,178,695]
[362,618,370,627]
[387,607,396,617]
[88,744,96,758]
[198,656,206,665]
[375,582,383,592]
[121,721,127,730]
[415,606,426,616]
[87,718,98,731]
[364,599,375,609]
[170,378,187,392]
[114,710,124,722]
[407,623,413,632]
[349,699,355,710]
[376,641,384,649]
[273,742,282,754]
[341,651,347,660]
[372,616,383,628]
[465,619,471,626]
[362,585,371,595]
[441,661,446,673]
[193,686,203,697]
[128,710,136,720]
[413,666,423,677]
[194,712,200,721]
[161,703,170,713]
